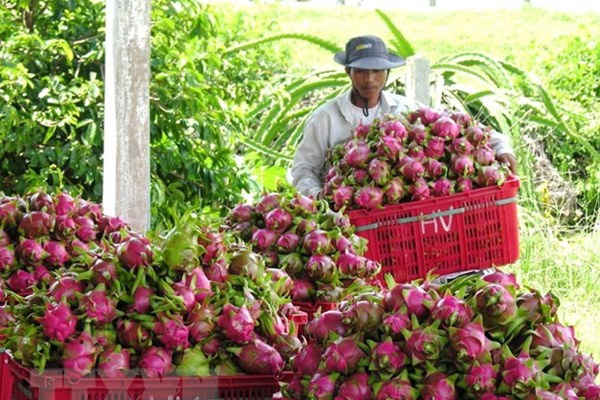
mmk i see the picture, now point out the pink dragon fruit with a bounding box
[251,228,278,251]
[408,178,431,201]
[227,338,285,375]
[451,155,475,177]
[482,270,520,288]
[217,303,255,344]
[307,372,339,400]
[54,214,77,240]
[90,257,118,286]
[429,292,473,328]
[409,107,440,126]
[431,115,460,140]
[430,177,454,197]
[62,331,97,376]
[54,192,78,215]
[306,254,336,283]
[187,303,216,343]
[399,157,425,181]
[6,269,35,296]
[48,274,86,302]
[117,236,153,269]
[383,283,432,321]
[43,240,71,268]
[369,336,408,375]
[331,185,355,210]
[306,310,349,344]
[374,370,418,400]
[74,215,97,242]
[424,136,447,159]
[139,346,173,378]
[474,283,518,328]
[275,232,300,254]
[80,286,119,324]
[291,342,323,376]
[498,353,543,398]
[383,118,408,139]
[343,299,384,332]
[154,313,190,351]
[117,319,152,351]
[516,290,558,325]
[229,203,256,223]
[407,143,426,161]
[455,176,474,193]
[464,124,490,147]
[473,146,496,166]
[407,122,427,144]
[97,346,131,378]
[302,229,332,255]
[530,322,579,350]
[355,121,371,138]
[16,238,46,265]
[255,193,281,215]
[0,228,10,247]
[354,185,384,210]
[0,246,15,272]
[420,371,458,400]
[462,363,498,395]
[402,321,448,365]
[448,320,497,366]
[449,137,474,156]
[450,111,472,127]
[477,165,506,187]
[368,158,391,186]
[375,135,403,161]
[18,211,54,239]
[382,312,412,338]
[347,167,369,186]
[383,176,407,204]
[38,301,77,342]
[264,207,293,233]
[344,139,371,168]
[336,372,373,400]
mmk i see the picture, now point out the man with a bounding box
[290,35,517,199]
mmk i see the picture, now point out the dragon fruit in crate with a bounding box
[323,109,514,211]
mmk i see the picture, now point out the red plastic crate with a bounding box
[348,178,520,283]
[8,356,286,400]
[0,351,14,400]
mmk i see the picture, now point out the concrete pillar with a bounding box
[103,0,151,233]
[405,54,431,106]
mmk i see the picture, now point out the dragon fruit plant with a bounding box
[323,108,514,211]
[0,190,304,377]
[224,184,380,303]
[279,269,599,399]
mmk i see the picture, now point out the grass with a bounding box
[221,2,600,74]
[211,0,600,363]
[506,209,600,362]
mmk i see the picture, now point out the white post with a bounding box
[405,54,431,106]
[103,0,151,233]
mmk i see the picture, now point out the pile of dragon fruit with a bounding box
[224,186,381,303]
[323,107,513,211]
[280,271,600,400]
[0,190,305,377]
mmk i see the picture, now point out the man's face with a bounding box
[347,67,388,104]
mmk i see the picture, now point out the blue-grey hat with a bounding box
[334,35,405,69]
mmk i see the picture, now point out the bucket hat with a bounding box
[334,35,405,69]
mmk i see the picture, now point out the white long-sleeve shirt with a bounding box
[289,89,515,198]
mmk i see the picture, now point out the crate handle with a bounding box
[354,196,517,233]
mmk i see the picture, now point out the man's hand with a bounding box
[497,153,518,175]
